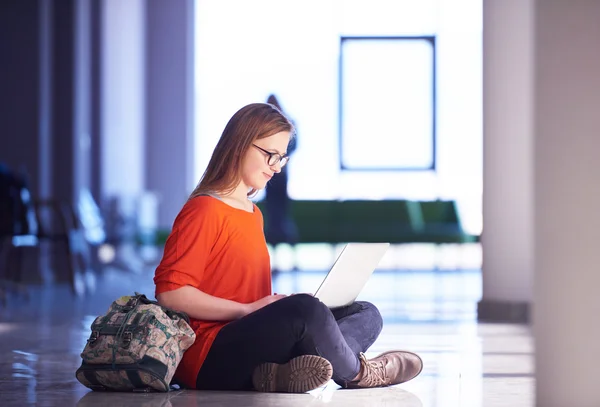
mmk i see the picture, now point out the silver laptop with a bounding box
[314,242,390,308]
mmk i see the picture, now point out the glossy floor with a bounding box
[0,245,532,407]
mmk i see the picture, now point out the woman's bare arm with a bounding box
[157,286,286,321]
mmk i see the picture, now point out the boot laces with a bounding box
[358,353,388,387]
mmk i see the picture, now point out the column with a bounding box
[100,0,146,205]
[0,0,45,195]
[533,1,600,405]
[145,0,195,229]
[479,0,534,322]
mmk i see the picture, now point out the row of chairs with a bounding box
[258,199,479,245]
[0,174,95,304]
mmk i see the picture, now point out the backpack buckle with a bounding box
[88,331,100,346]
[122,331,133,348]
[126,297,139,308]
[88,331,99,345]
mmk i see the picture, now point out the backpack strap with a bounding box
[132,292,192,324]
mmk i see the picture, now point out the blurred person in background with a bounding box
[264,94,298,254]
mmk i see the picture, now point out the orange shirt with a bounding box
[153,195,271,389]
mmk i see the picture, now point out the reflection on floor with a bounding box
[0,244,533,407]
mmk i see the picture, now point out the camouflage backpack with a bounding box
[75,293,196,392]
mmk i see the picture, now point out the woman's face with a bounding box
[241,131,291,191]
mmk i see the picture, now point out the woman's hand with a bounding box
[244,294,287,316]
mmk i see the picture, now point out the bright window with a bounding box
[340,37,435,170]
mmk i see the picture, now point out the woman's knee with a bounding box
[356,301,383,336]
[286,294,332,324]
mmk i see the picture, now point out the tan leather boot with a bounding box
[345,351,423,389]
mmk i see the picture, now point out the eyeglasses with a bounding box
[253,144,290,167]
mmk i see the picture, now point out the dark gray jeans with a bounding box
[195,294,383,390]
